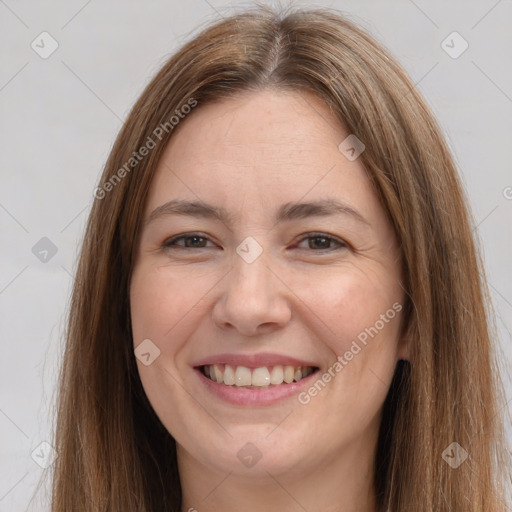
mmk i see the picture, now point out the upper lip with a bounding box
[193,352,319,369]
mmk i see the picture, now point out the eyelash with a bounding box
[162,232,348,252]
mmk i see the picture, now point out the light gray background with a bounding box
[1,1,511,510]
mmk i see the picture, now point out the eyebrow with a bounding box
[145,198,370,228]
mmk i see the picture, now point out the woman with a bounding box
[50,5,510,511]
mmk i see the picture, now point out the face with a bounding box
[130,89,407,480]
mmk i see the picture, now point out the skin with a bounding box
[130,89,408,512]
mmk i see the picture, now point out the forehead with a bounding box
[145,89,379,223]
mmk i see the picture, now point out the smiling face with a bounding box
[130,89,407,482]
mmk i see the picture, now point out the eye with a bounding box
[162,233,217,249]
[295,233,348,251]
[161,232,348,252]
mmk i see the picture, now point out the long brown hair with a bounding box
[49,5,510,511]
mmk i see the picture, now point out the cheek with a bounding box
[129,264,214,436]
[300,273,403,419]
[130,263,217,349]
[297,268,403,395]
[298,268,401,346]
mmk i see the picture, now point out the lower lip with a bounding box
[195,368,319,406]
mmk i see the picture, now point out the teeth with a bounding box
[223,364,235,385]
[235,366,252,387]
[213,365,223,383]
[252,367,271,387]
[203,363,314,387]
[283,365,295,384]
[270,365,284,384]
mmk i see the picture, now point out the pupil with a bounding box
[310,237,329,249]
[186,236,204,247]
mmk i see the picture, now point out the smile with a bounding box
[201,364,316,387]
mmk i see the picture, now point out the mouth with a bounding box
[200,363,318,388]
[192,353,321,405]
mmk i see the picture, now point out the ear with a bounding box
[396,320,412,362]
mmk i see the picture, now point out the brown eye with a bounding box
[163,234,214,249]
[308,236,332,250]
[296,233,347,251]
[183,236,208,248]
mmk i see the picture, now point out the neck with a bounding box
[178,434,377,512]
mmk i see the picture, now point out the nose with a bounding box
[212,253,292,337]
